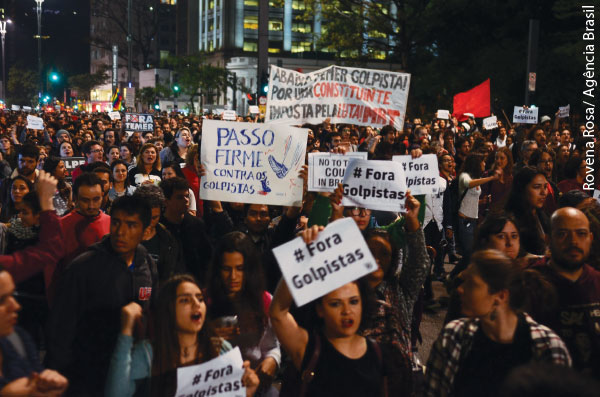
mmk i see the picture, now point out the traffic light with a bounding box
[154,102,160,111]
[49,72,60,82]
[260,71,269,94]
[173,84,180,95]
[247,93,256,106]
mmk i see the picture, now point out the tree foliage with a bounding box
[7,65,38,106]
[68,65,110,100]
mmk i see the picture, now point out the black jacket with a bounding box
[151,222,185,281]
[46,236,158,396]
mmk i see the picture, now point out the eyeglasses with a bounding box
[348,207,371,216]
[90,149,104,154]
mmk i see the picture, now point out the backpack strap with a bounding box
[299,332,322,397]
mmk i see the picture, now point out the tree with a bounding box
[90,0,159,71]
[68,66,110,100]
[7,65,38,106]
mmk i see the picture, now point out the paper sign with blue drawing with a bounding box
[200,120,308,206]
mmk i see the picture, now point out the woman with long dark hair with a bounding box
[207,232,280,396]
[481,147,513,216]
[425,249,570,396]
[160,128,192,166]
[42,156,73,216]
[506,167,549,256]
[0,176,34,223]
[105,274,259,397]
[128,143,162,188]
[108,159,136,200]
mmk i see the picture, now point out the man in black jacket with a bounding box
[46,195,157,397]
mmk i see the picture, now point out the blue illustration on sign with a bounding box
[268,135,304,179]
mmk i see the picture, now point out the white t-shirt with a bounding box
[458,173,481,219]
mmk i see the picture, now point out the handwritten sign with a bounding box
[342,159,407,212]
[175,347,245,397]
[62,157,86,182]
[512,106,538,124]
[124,113,154,131]
[392,154,439,195]
[265,65,411,131]
[26,115,44,130]
[200,120,307,206]
[108,111,121,120]
[11,105,20,111]
[22,106,32,112]
[558,105,570,118]
[249,106,260,114]
[308,152,368,192]
[273,217,376,306]
[483,116,498,130]
[222,110,237,121]
[436,110,450,120]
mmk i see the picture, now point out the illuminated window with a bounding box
[372,51,386,60]
[340,50,359,58]
[268,48,281,53]
[160,0,177,4]
[292,22,311,33]
[269,19,283,31]
[244,15,258,30]
[244,0,259,5]
[292,0,305,10]
[291,41,311,53]
[368,30,387,38]
[269,0,283,7]
[209,0,214,9]
[243,41,258,52]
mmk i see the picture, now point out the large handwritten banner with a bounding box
[392,154,439,195]
[308,152,368,192]
[200,120,307,206]
[175,347,245,397]
[265,65,411,130]
[273,217,376,306]
[342,159,407,212]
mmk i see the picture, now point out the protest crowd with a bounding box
[0,75,598,397]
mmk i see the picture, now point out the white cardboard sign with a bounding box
[272,217,376,307]
[11,105,20,111]
[26,115,44,130]
[483,116,498,130]
[108,111,121,120]
[222,110,237,121]
[249,106,260,114]
[558,105,570,118]
[22,106,32,112]
[175,347,245,397]
[512,106,538,124]
[436,109,450,119]
[341,159,407,212]
[265,65,411,131]
[200,120,307,206]
[308,152,368,192]
[392,154,439,195]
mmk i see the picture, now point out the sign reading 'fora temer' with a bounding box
[124,113,154,132]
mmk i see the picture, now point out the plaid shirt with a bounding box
[424,313,571,397]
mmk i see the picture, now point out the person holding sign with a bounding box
[105,274,259,397]
[207,232,281,396]
[128,143,162,188]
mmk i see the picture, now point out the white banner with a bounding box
[175,347,245,397]
[265,65,411,131]
[436,109,450,120]
[26,115,44,130]
[512,106,538,124]
[308,152,368,192]
[108,111,121,120]
[341,159,407,212]
[558,104,570,118]
[392,154,439,195]
[200,120,307,206]
[272,217,376,307]
[483,116,498,130]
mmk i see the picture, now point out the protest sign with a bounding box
[483,116,498,130]
[26,115,44,130]
[200,120,307,206]
[175,347,245,397]
[436,109,450,119]
[392,154,439,195]
[512,106,538,124]
[11,105,20,111]
[273,217,376,306]
[594,189,600,204]
[108,111,121,120]
[222,110,237,121]
[558,105,570,118]
[341,159,407,212]
[308,152,368,192]
[265,65,411,130]
[249,106,260,114]
[22,106,32,112]
[63,157,86,182]
[124,113,154,131]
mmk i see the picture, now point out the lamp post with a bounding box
[0,19,6,102]
[36,0,44,103]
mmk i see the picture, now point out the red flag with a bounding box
[452,79,490,120]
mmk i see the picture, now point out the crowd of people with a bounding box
[0,108,597,396]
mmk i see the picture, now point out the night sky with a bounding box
[2,0,90,80]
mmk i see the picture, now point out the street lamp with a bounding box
[36,0,44,102]
[0,19,7,102]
